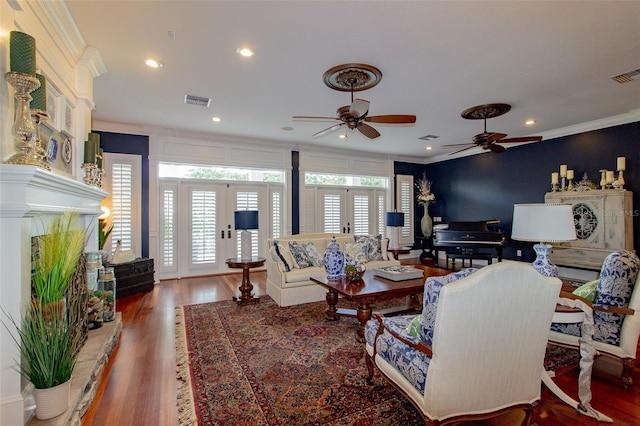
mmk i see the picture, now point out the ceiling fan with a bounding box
[442,103,542,155]
[292,64,416,140]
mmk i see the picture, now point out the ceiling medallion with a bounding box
[322,63,382,92]
[461,103,512,120]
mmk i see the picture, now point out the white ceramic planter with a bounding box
[34,379,71,420]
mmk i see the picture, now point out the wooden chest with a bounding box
[107,258,155,299]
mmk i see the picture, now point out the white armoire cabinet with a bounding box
[545,189,634,270]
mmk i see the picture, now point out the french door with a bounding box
[159,181,267,279]
[319,188,385,236]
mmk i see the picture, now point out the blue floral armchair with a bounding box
[365,262,561,425]
[549,249,640,388]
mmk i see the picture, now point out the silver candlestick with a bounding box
[3,72,48,169]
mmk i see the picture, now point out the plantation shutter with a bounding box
[352,194,369,235]
[377,193,385,238]
[191,190,216,264]
[323,193,341,233]
[271,190,282,238]
[397,175,414,246]
[236,191,259,258]
[161,184,176,268]
[103,153,141,257]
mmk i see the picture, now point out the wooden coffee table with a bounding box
[310,267,447,342]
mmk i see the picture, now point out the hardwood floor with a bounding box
[82,260,640,426]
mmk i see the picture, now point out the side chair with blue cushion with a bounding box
[365,262,561,426]
[550,249,640,388]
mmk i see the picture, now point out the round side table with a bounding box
[226,256,266,305]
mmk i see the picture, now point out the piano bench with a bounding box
[445,252,494,270]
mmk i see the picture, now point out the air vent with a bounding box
[612,69,640,84]
[184,94,211,107]
[418,134,439,141]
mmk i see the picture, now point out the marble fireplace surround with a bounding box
[0,165,117,425]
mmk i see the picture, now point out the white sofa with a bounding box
[266,233,400,307]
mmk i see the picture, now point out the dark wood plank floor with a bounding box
[82,259,640,425]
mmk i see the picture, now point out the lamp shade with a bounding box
[234,210,259,230]
[511,203,576,243]
[386,212,405,227]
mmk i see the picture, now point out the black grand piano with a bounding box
[433,219,505,269]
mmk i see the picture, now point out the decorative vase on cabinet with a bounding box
[421,205,433,238]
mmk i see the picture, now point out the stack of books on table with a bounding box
[373,265,423,281]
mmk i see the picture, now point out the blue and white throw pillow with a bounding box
[288,241,312,269]
[344,242,368,265]
[302,242,324,267]
[353,234,384,261]
[273,240,292,272]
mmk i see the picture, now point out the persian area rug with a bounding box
[175,296,424,425]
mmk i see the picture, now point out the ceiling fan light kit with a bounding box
[293,63,417,140]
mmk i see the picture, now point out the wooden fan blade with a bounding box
[357,122,381,139]
[365,115,417,124]
[486,132,507,142]
[488,143,506,153]
[350,98,370,118]
[292,115,340,121]
[449,145,478,155]
[313,123,344,138]
[499,136,543,144]
[441,142,476,147]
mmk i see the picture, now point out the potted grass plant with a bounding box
[2,211,86,419]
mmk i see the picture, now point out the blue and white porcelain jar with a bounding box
[323,236,344,279]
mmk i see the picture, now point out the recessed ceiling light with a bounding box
[281,126,293,131]
[425,146,432,151]
[339,134,347,139]
[525,119,536,126]
[145,59,163,68]
[236,48,254,57]
[212,117,221,122]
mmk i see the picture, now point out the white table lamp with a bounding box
[511,203,576,277]
[386,211,405,250]
[235,210,259,261]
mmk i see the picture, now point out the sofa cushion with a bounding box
[289,241,312,269]
[420,268,479,346]
[302,242,324,267]
[282,266,325,287]
[272,240,294,272]
[344,242,368,264]
[354,234,385,261]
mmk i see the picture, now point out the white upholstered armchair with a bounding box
[365,262,561,425]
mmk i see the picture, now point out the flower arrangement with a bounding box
[415,173,435,206]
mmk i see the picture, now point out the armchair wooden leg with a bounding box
[622,358,635,389]
[365,352,375,384]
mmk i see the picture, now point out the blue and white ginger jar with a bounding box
[323,236,344,279]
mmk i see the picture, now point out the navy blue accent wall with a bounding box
[396,122,639,261]
[95,131,150,258]
[292,151,300,234]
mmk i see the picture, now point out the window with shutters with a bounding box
[323,194,341,233]
[161,185,176,268]
[396,175,414,245]
[271,191,281,238]
[352,194,369,235]
[103,153,142,257]
[191,190,216,264]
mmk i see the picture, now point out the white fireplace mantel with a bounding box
[0,164,107,425]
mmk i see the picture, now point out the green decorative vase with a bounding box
[420,205,433,238]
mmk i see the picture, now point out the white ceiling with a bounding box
[65,1,640,161]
